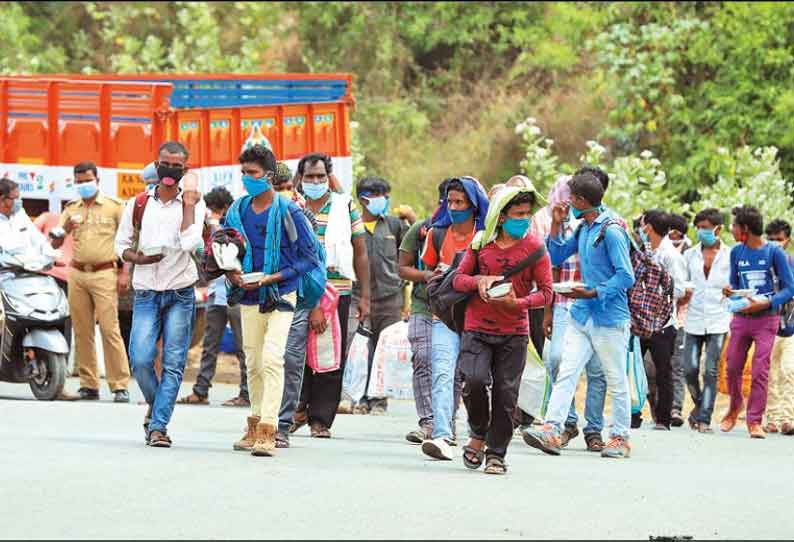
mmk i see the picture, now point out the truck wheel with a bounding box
[29,350,66,401]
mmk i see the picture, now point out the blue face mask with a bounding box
[697,227,718,247]
[503,217,531,239]
[449,208,473,224]
[639,229,650,244]
[571,205,601,220]
[76,180,98,200]
[364,196,389,217]
[11,199,22,215]
[242,174,272,197]
[303,181,329,201]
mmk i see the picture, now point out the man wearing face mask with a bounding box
[285,153,370,443]
[223,144,325,458]
[50,161,130,402]
[762,218,794,436]
[419,177,489,460]
[115,141,206,448]
[0,177,53,257]
[349,176,408,415]
[524,172,636,459]
[680,208,732,433]
[452,187,553,474]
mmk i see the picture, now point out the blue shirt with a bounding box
[239,201,317,305]
[547,208,635,328]
[729,243,794,314]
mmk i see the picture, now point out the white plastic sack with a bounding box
[342,327,371,403]
[517,340,550,420]
[367,321,413,400]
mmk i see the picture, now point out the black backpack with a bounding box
[426,244,546,334]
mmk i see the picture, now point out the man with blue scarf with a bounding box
[419,177,489,461]
[224,144,325,458]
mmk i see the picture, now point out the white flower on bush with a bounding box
[528,125,542,136]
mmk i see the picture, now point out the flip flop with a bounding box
[176,392,209,405]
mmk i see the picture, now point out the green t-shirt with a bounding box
[399,220,432,318]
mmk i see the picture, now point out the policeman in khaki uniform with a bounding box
[50,161,131,402]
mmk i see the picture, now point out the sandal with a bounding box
[483,455,507,475]
[222,395,251,408]
[149,430,172,448]
[143,405,153,442]
[289,410,308,434]
[462,442,486,470]
[275,432,290,449]
[176,392,209,405]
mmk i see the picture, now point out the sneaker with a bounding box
[78,388,99,400]
[653,423,671,431]
[601,436,631,459]
[444,437,458,448]
[406,428,430,445]
[584,432,606,452]
[670,410,684,427]
[113,390,130,404]
[370,404,387,416]
[421,438,454,461]
[337,399,354,415]
[560,424,580,448]
[521,425,562,456]
[352,403,370,415]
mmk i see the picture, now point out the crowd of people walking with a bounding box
[2,136,794,475]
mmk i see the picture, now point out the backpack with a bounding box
[762,247,794,334]
[426,245,546,334]
[576,219,674,339]
[132,191,212,286]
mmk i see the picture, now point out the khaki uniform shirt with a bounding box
[60,193,125,265]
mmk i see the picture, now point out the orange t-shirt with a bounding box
[421,227,476,269]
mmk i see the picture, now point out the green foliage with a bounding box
[695,146,793,229]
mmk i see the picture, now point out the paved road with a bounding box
[2,377,793,539]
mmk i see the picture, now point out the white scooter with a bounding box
[0,251,70,400]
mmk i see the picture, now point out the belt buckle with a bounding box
[84,263,94,273]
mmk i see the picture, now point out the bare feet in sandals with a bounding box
[176,392,209,405]
[462,438,486,470]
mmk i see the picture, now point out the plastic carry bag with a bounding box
[367,321,413,400]
[517,340,550,419]
[626,335,648,415]
[342,324,372,403]
[306,285,342,374]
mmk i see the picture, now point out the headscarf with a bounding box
[488,183,506,199]
[547,175,571,207]
[430,176,490,231]
[472,185,544,250]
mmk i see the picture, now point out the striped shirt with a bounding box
[313,198,366,295]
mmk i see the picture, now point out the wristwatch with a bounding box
[49,226,66,239]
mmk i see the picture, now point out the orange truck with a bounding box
[0,73,355,214]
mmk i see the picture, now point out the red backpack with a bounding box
[577,219,674,339]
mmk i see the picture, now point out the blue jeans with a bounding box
[129,287,196,435]
[545,304,606,434]
[684,332,726,425]
[545,317,631,439]
[431,320,459,440]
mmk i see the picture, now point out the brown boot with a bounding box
[251,422,277,457]
[233,416,260,451]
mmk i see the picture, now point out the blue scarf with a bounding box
[431,176,490,232]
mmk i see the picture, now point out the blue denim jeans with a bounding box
[545,317,631,439]
[430,320,460,440]
[129,287,195,435]
[545,304,607,434]
[684,332,726,425]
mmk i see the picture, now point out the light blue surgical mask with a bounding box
[242,174,272,197]
[570,205,601,220]
[364,196,389,217]
[76,180,98,200]
[303,181,329,201]
[503,217,531,239]
[639,229,650,244]
[11,199,22,214]
[697,227,718,247]
[448,208,473,224]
